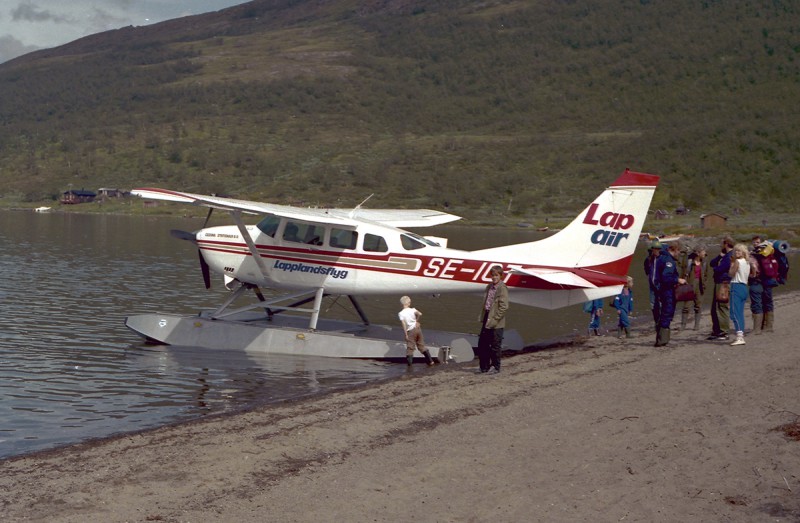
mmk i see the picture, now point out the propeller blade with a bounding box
[170,229,197,243]
[199,249,211,290]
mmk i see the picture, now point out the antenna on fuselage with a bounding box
[349,193,374,219]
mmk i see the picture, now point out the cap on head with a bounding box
[650,240,663,249]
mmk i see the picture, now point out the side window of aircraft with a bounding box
[304,224,324,245]
[330,228,357,250]
[363,233,388,253]
[283,222,303,243]
[283,221,324,245]
[401,234,427,250]
[256,215,280,237]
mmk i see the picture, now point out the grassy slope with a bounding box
[0,0,798,229]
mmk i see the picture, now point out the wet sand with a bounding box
[2,292,800,522]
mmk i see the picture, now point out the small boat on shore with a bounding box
[34,206,52,213]
[640,233,688,243]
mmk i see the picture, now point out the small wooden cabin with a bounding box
[61,189,96,204]
[699,213,728,229]
[97,188,124,198]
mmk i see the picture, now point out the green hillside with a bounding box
[1,0,798,220]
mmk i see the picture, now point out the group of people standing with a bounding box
[644,234,782,347]
[401,234,784,370]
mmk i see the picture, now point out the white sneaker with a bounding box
[730,335,746,346]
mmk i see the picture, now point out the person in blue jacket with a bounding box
[707,236,734,341]
[613,276,634,338]
[585,298,604,336]
[643,241,663,327]
[654,242,685,347]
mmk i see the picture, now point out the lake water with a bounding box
[1,210,794,459]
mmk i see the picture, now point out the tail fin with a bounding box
[473,168,659,292]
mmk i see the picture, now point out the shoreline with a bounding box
[2,293,800,521]
[4,203,800,239]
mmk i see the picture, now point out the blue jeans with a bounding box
[729,282,748,333]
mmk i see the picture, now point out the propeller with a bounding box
[169,229,197,242]
[170,208,215,289]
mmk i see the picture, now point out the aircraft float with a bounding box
[126,168,659,363]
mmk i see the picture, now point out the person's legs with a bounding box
[749,282,764,335]
[763,286,775,332]
[717,297,730,336]
[489,328,504,372]
[708,285,721,338]
[729,283,747,335]
[477,327,491,372]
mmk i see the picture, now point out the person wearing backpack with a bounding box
[750,237,780,333]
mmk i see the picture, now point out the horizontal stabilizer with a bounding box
[510,267,597,288]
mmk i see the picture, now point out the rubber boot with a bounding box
[423,350,434,366]
[752,313,763,335]
[693,312,701,331]
[662,327,671,346]
[625,327,631,338]
[654,327,663,347]
[617,327,624,339]
[764,311,774,332]
[406,355,414,366]
[680,311,688,331]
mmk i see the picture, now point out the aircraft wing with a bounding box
[347,209,461,227]
[510,267,598,288]
[131,188,460,228]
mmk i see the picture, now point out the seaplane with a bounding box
[126,168,659,363]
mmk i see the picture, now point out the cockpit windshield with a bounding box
[256,215,280,237]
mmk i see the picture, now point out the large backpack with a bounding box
[759,254,780,280]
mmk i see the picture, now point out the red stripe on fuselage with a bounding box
[198,240,631,290]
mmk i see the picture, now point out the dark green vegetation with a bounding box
[1,0,799,221]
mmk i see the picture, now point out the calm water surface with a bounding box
[0,211,409,459]
[1,210,794,459]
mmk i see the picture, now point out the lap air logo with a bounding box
[582,203,634,247]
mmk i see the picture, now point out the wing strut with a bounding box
[309,287,325,331]
[230,210,272,282]
[348,296,370,325]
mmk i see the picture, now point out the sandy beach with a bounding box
[2,291,800,522]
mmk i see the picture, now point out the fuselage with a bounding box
[133,168,658,311]
[197,214,627,306]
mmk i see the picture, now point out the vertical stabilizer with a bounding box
[473,169,659,277]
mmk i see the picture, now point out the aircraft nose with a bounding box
[169,229,198,243]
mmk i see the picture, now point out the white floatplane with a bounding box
[126,168,659,362]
